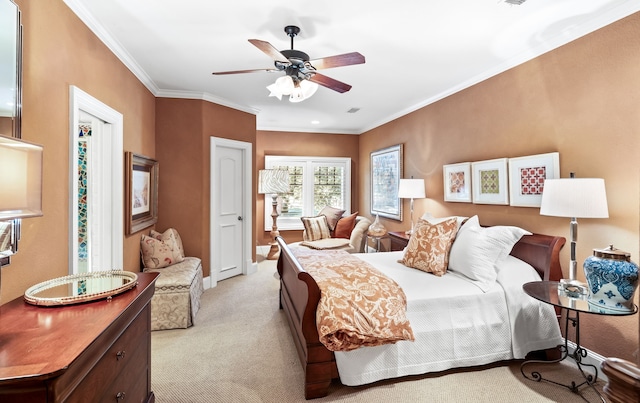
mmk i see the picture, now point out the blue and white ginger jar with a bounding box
[584,245,638,312]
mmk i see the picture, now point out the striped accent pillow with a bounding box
[301,215,331,241]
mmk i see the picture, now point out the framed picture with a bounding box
[370,144,403,221]
[508,152,560,207]
[443,162,472,202]
[125,152,158,234]
[472,158,509,205]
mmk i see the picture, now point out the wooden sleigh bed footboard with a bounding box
[276,233,566,400]
[277,236,338,399]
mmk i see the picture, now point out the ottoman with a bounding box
[143,256,204,330]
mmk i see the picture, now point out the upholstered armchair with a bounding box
[294,215,371,253]
[342,215,372,253]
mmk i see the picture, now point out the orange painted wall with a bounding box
[2,0,637,365]
[0,117,13,136]
[359,13,640,361]
[155,98,256,277]
[256,131,360,246]
[1,0,156,304]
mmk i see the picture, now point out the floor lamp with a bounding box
[539,173,608,294]
[258,169,290,260]
[398,178,426,235]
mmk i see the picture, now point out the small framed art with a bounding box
[472,158,509,205]
[508,152,560,207]
[370,144,403,221]
[125,152,159,234]
[443,162,471,203]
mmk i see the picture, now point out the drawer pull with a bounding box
[116,350,126,360]
[116,391,126,400]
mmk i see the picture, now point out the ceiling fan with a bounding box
[212,25,365,102]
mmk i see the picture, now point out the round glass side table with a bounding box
[521,281,638,402]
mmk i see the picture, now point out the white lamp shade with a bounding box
[266,83,283,100]
[258,169,290,194]
[398,178,426,199]
[289,80,318,103]
[275,76,294,95]
[0,135,44,220]
[540,178,608,218]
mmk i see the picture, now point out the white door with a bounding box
[210,138,252,284]
[70,87,123,275]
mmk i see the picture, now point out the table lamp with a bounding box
[258,169,290,260]
[398,178,426,235]
[539,173,608,294]
[0,135,44,221]
[0,134,44,297]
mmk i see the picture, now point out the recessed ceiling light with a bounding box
[311,120,320,125]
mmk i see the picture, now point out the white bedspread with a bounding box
[334,251,562,386]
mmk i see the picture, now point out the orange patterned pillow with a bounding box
[400,217,459,276]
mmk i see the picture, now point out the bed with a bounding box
[276,216,566,399]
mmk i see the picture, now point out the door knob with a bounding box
[238,216,243,221]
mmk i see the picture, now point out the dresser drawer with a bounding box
[99,348,149,403]
[66,309,149,402]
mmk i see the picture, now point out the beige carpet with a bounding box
[151,258,605,402]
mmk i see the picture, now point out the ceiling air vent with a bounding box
[503,0,527,4]
[347,107,360,114]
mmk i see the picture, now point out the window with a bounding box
[264,156,351,231]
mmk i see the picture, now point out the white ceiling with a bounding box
[63,0,639,134]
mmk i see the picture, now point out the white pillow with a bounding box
[448,215,531,292]
[421,212,468,230]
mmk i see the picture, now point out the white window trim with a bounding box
[264,156,351,231]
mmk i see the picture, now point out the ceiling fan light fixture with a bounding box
[300,80,318,98]
[266,83,283,100]
[289,79,318,103]
[289,88,305,103]
[275,75,294,95]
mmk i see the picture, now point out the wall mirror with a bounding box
[0,0,22,266]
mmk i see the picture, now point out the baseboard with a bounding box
[256,245,270,259]
[247,259,258,275]
[203,260,258,289]
[565,339,608,383]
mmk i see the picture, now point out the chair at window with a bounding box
[293,208,371,253]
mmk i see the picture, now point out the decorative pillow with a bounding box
[140,234,185,269]
[301,238,351,250]
[318,206,346,231]
[301,215,331,241]
[333,212,358,239]
[400,217,459,276]
[151,228,185,257]
[448,215,531,291]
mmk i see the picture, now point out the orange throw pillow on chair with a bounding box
[333,212,358,239]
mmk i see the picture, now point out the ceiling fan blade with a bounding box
[309,52,365,70]
[309,73,352,93]
[212,68,278,75]
[248,39,290,63]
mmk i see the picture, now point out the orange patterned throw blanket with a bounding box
[292,248,415,352]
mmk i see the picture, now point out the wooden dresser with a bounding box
[0,272,158,403]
